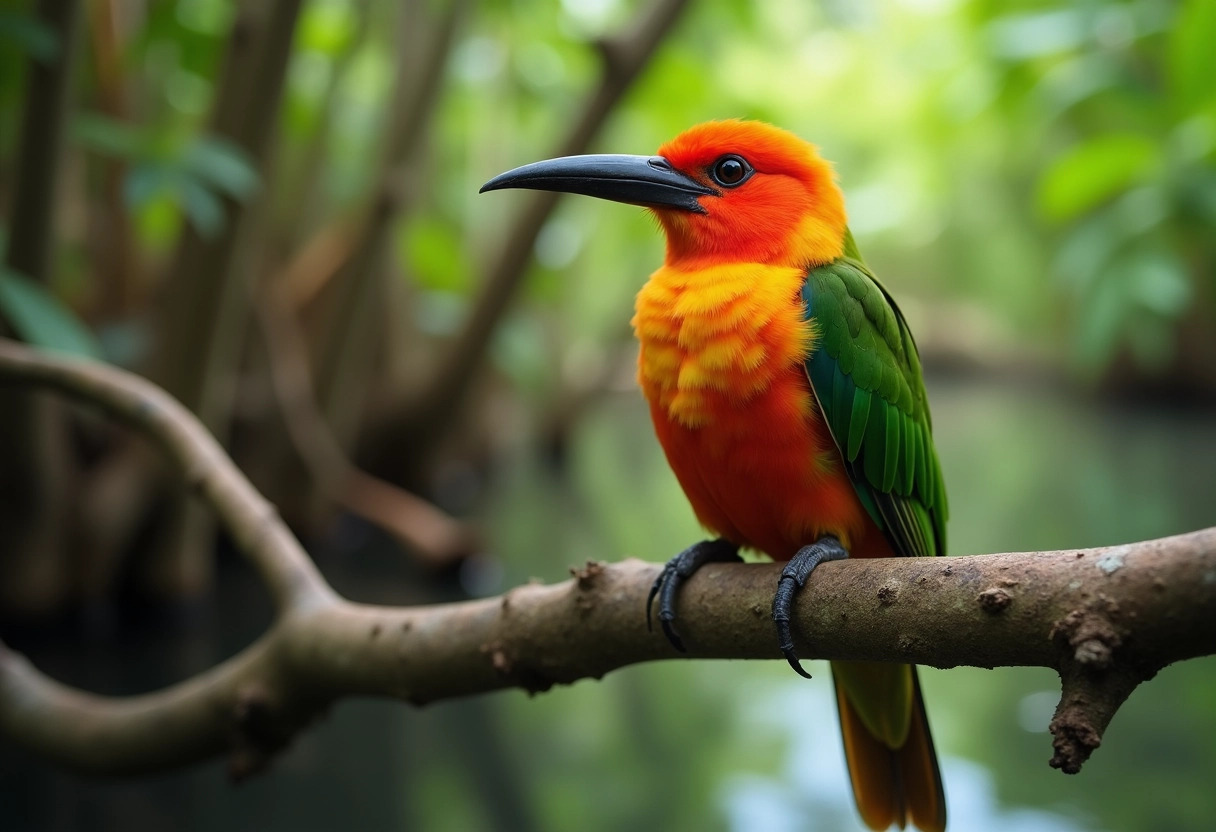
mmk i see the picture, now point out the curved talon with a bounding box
[646,539,740,652]
[782,647,814,679]
[660,617,686,653]
[646,571,667,632]
[771,536,849,679]
[773,576,812,677]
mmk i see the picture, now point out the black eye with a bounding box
[710,155,752,187]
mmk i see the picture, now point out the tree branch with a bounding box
[391,0,691,452]
[255,285,476,566]
[0,339,332,612]
[0,341,1213,781]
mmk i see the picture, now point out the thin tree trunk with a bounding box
[367,0,692,481]
[6,0,83,280]
[311,0,468,452]
[84,0,141,319]
[136,0,304,601]
[0,0,85,620]
[272,0,374,251]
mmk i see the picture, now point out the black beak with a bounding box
[479,154,715,213]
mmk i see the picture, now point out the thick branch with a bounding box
[0,339,332,611]
[289,532,1216,697]
[2,526,1213,777]
[0,342,1213,781]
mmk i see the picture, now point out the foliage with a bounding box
[0,266,101,358]
[75,114,259,240]
[3,0,1212,381]
[1005,0,1216,371]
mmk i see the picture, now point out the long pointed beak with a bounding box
[479,154,715,213]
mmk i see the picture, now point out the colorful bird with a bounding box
[482,120,948,832]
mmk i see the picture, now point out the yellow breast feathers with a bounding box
[631,263,814,428]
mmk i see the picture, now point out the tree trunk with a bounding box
[136,0,304,602]
[0,0,85,620]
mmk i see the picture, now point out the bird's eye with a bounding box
[710,155,752,188]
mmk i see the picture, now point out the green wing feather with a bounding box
[802,234,948,559]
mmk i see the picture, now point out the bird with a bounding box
[481,119,948,832]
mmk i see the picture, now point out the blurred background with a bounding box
[1,0,1215,829]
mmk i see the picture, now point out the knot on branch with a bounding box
[877,584,899,606]
[570,560,605,590]
[569,560,608,618]
[227,687,306,782]
[1051,602,1123,669]
[977,587,1012,614]
[480,639,555,696]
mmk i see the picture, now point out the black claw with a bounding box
[771,536,849,679]
[775,619,812,678]
[646,571,666,632]
[660,618,686,653]
[646,539,739,652]
[773,577,810,676]
[783,648,814,679]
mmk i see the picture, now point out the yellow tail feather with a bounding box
[833,663,946,832]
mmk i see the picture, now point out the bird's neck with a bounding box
[632,261,814,428]
[657,209,847,269]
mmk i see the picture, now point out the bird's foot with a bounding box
[647,538,740,651]
[772,536,849,679]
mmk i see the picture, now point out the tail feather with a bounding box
[833,666,945,832]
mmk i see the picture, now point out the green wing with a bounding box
[801,238,948,559]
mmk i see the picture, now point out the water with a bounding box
[2,376,1214,831]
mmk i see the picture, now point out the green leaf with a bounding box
[0,268,101,359]
[179,176,226,239]
[1036,54,1120,120]
[132,191,184,254]
[124,163,177,209]
[184,137,259,200]
[1169,0,1216,112]
[73,113,149,159]
[1127,247,1191,316]
[1054,212,1119,293]
[1037,135,1160,222]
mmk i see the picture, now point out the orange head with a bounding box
[654,120,846,266]
[480,120,847,268]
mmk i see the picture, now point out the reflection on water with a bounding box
[723,681,1095,832]
[2,376,1214,831]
